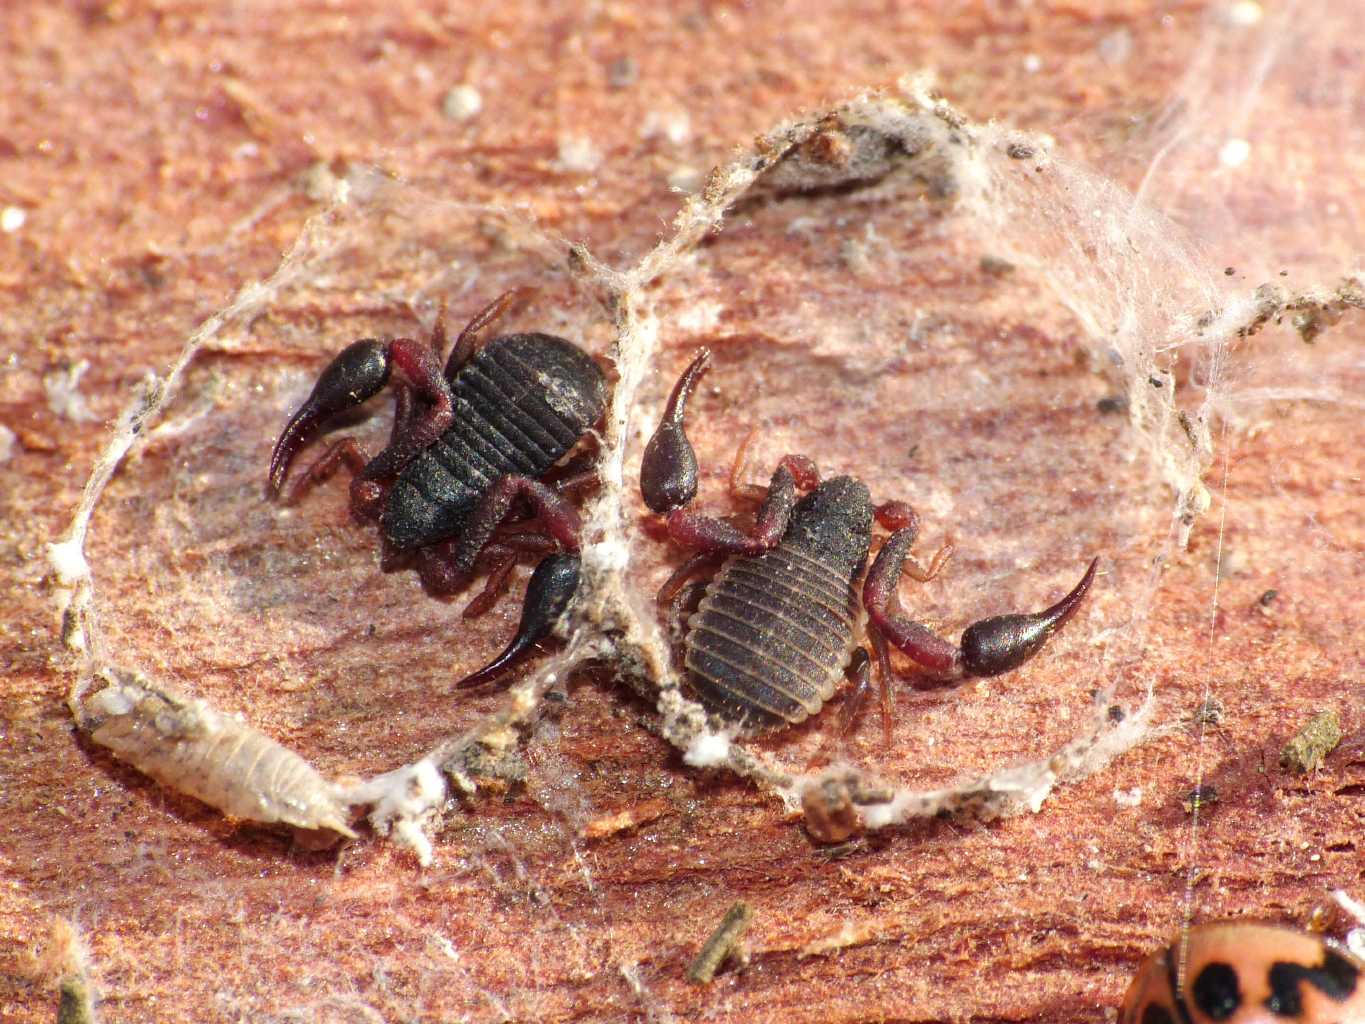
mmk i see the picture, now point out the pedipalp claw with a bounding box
[641,348,710,514]
[453,552,581,691]
[267,340,391,497]
[960,557,1099,677]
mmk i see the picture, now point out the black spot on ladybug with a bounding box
[1266,949,1363,1014]
[1330,948,1365,994]
[1191,962,1242,1020]
[1140,1002,1178,1024]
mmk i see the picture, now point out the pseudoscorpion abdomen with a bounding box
[686,542,860,726]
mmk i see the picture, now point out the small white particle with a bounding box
[556,135,600,173]
[1336,892,1365,957]
[44,360,98,422]
[442,84,482,121]
[860,804,891,829]
[1228,1,1263,26]
[666,165,702,193]
[352,758,448,868]
[640,109,691,145]
[860,792,913,831]
[1023,54,1042,73]
[1026,783,1052,814]
[0,423,14,463]
[299,161,341,202]
[432,934,460,962]
[1,206,26,232]
[395,818,435,867]
[684,731,730,768]
[674,299,721,334]
[1112,786,1143,807]
[91,687,135,716]
[1219,138,1251,168]
[1349,929,1365,960]
[1334,889,1365,925]
[583,539,628,574]
[1097,28,1133,66]
[48,537,91,585]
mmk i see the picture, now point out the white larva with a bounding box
[77,668,356,839]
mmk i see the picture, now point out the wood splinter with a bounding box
[688,901,754,984]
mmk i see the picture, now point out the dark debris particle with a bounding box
[802,773,893,844]
[57,975,95,1024]
[979,255,1015,277]
[1191,698,1225,728]
[1291,305,1339,344]
[1096,395,1128,415]
[815,838,868,861]
[454,742,528,789]
[1307,904,1336,933]
[1006,142,1035,159]
[803,779,862,844]
[606,55,638,88]
[1182,784,1218,814]
[1280,709,1343,774]
[1178,410,1198,447]
[60,607,82,649]
[1224,266,1236,276]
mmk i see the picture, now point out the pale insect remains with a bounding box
[77,668,356,838]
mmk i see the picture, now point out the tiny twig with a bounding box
[688,902,754,984]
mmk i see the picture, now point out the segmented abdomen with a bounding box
[383,333,605,549]
[82,671,355,837]
[686,540,860,726]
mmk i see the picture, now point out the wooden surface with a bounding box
[3,2,1362,1022]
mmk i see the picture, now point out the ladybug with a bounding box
[1120,922,1365,1023]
